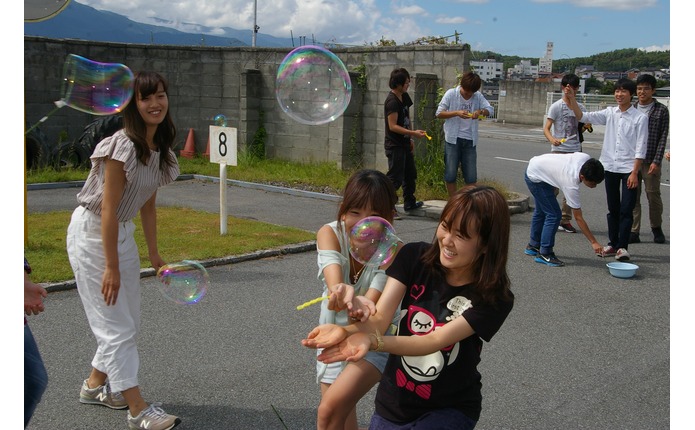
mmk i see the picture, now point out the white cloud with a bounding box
[436,16,468,25]
[394,5,427,16]
[639,44,670,52]
[531,0,658,11]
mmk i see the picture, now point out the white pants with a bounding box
[67,206,142,392]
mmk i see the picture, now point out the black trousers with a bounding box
[385,146,417,206]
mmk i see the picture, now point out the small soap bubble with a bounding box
[349,217,400,267]
[214,114,228,127]
[156,260,208,305]
[275,45,352,125]
[60,54,134,115]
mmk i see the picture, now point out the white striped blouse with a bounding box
[76,129,180,222]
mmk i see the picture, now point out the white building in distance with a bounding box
[471,58,505,82]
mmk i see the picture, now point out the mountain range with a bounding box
[24,1,296,48]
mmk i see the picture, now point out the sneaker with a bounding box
[628,232,641,244]
[403,201,424,211]
[534,253,565,267]
[557,222,577,233]
[127,403,181,430]
[598,246,617,258]
[392,209,403,221]
[524,244,540,256]
[616,248,630,261]
[652,227,665,244]
[80,379,128,410]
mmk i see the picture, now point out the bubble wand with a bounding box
[296,216,400,311]
[296,295,329,310]
[26,54,133,135]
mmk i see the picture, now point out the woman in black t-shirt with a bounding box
[303,185,514,429]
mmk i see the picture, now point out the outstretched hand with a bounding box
[317,332,372,364]
[348,296,376,322]
[302,324,349,349]
[327,283,355,312]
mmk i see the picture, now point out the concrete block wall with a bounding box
[498,80,558,126]
[25,37,556,169]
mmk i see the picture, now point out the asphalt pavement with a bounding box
[24,122,671,429]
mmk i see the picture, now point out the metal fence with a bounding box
[545,92,670,114]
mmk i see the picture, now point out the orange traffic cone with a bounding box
[203,136,210,159]
[180,128,196,159]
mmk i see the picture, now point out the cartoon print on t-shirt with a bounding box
[396,293,470,399]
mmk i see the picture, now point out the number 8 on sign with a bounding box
[209,125,237,166]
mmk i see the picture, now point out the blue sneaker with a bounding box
[524,244,539,256]
[534,253,565,267]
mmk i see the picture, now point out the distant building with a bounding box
[507,59,539,80]
[471,58,504,82]
[538,42,553,75]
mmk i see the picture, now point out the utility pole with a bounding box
[252,0,259,47]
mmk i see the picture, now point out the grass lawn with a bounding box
[25,206,315,284]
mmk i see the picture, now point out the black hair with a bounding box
[580,158,605,183]
[337,169,397,224]
[122,71,177,169]
[636,74,657,90]
[561,73,580,88]
[615,78,637,97]
[389,68,411,89]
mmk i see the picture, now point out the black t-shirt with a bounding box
[377,242,514,423]
[384,91,413,150]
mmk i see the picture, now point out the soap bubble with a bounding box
[156,260,209,305]
[214,114,228,127]
[275,45,352,125]
[60,54,134,115]
[349,217,400,267]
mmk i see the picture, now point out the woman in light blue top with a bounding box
[314,169,401,430]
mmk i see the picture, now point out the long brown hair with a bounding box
[337,169,397,226]
[422,185,512,304]
[122,71,177,169]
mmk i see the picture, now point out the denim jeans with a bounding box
[444,138,477,184]
[369,408,477,429]
[25,324,48,428]
[604,171,637,249]
[525,173,562,255]
[386,146,418,206]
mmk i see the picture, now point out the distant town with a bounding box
[473,42,670,101]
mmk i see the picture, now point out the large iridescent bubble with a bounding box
[156,260,209,305]
[349,217,400,266]
[275,45,352,126]
[59,54,134,115]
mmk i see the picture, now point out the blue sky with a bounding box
[68,0,670,58]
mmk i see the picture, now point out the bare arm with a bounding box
[101,158,126,306]
[572,208,602,254]
[544,118,561,146]
[140,191,165,271]
[564,91,585,122]
[387,112,426,138]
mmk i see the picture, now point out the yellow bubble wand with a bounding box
[296,295,329,310]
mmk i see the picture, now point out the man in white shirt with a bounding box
[436,72,494,196]
[524,153,605,267]
[566,78,648,262]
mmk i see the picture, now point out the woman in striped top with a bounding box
[66,71,182,430]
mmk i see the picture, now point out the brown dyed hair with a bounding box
[122,71,177,169]
[421,185,512,305]
[460,71,482,93]
[337,169,397,228]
